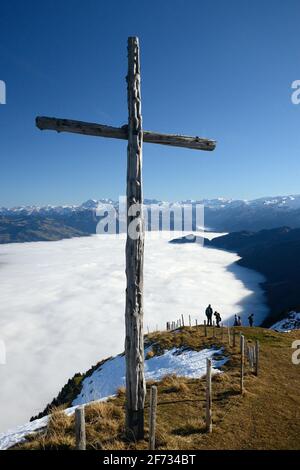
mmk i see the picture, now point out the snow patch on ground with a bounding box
[270,311,300,332]
[72,346,227,406]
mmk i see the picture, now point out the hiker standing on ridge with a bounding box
[205,304,213,326]
[237,316,242,326]
[234,314,239,327]
[248,313,254,327]
[214,311,222,328]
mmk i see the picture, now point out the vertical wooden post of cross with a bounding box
[125,37,146,440]
[35,36,217,443]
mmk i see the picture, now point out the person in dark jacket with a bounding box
[237,316,242,326]
[205,304,213,326]
[214,311,222,328]
[248,313,254,327]
[233,314,239,327]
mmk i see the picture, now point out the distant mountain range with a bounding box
[2,194,300,218]
[2,194,300,243]
[2,196,300,326]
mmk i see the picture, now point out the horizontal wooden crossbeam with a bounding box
[36,117,216,151]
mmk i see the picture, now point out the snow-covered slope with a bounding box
[0,345,227,450]
[72,346,227,406]
[270,311,300,332]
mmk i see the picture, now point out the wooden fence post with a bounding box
[251,347,255,370]
[240,335,245,394]
[255,340,259,376]
[233,329,236,348]
[195,319,198,327]
[206,358,212,433]
[212,321,215,338]
[75,406,86,450]
[148,385,158,450]
[181,314,185,327]
[204,320,207,337]
[221,324,224,340]
[189,315,191,327]
[248,346,253,369]
[227,326,231,346]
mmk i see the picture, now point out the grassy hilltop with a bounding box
[14,326,300,450]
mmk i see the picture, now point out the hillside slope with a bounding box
[6,326,300,450]
[0,215,89,243]
[205,227,300,326]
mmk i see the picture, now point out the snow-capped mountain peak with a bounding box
[1,194,300,218]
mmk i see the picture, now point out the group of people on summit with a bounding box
[204,304,221,327]
[205,304,254,327]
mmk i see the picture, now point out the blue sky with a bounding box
[0,0,299,207]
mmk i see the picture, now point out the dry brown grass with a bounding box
[18,402,127,450]
[19,407,75,450]
[145,350,155,360]
[159,374,190,394]
[13,326,300,450]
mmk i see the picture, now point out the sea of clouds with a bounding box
[0,232,268,432]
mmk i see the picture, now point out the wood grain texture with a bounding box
[36,117,216,151]
[75,407,86,450]
[124,37,146,441]
[227,326,231,346]
[148,385,158,450]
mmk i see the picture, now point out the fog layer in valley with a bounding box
[0,232,268,431]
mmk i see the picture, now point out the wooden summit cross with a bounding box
[36,37,216,440]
